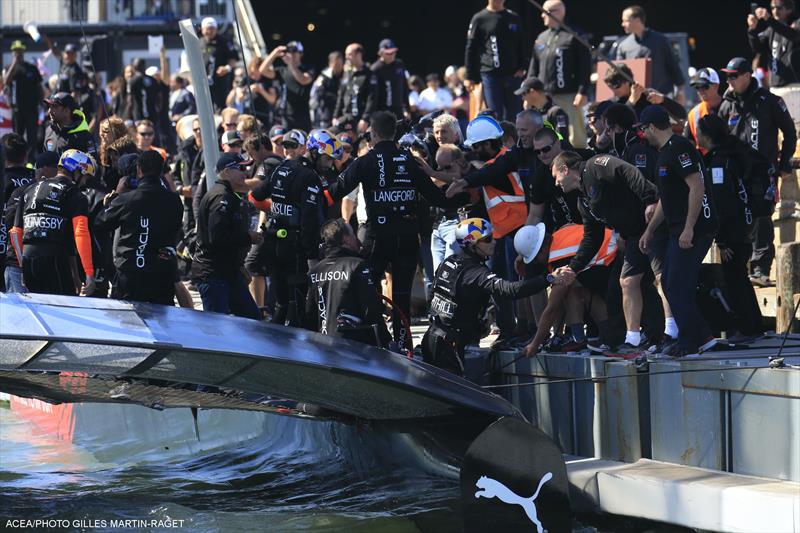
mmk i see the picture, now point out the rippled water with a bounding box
[0,406,463,532]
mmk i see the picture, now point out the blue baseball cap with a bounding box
[637,105,670,127]
[379,38,398,52]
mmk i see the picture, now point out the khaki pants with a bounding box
[552,92,588,148]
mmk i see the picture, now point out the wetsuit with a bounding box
[304,246,391,347]
[11,175,94,295]
[249,157,325,326]
[424,250,550,375]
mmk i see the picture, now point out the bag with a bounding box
[739,141,777,218]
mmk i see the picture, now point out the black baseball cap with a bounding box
[379,38,398,52]
[637,105,670,127]
[215,152,253,173]
[35,151,60,169]
[587,99,614,119]
[721,57,752,75]
[514,77,545,95]
[44,92,78,109]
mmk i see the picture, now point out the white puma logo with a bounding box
[474,472,552,533]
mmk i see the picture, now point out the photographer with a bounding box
[259,41,313,131]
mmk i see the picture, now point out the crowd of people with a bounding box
[1,0,798,375]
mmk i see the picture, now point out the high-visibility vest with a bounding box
[687,101,713,156]
[482,147,528,238]
[548,223,618,270]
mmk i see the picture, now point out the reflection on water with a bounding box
[0,407,462,532]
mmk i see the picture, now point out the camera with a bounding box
[285,45,298,54]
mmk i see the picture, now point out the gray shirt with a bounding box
[615,29,685,95]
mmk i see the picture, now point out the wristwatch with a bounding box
[546,273,556,285]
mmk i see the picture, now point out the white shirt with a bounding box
[417,87,453,113]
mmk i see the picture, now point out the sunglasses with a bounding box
[534,144,555,156]
[281,141,299,149]
[692,84,711,90]
[607,81,623,89]
[192,127,201,133]
[138,131,155,136]
[225,122,238,127]
[726,73,741,80]
[477,236,494,245]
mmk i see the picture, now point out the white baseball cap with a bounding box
[201,17,218,29]
[145,66,159,77]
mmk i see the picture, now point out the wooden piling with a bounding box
[776,242,800,333]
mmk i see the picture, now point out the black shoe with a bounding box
[648,334,678,355]
[749,274,774,287]
[662,343,699,359]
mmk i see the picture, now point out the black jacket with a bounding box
[429,250,549,346]
[570,154,659,272]
[250,157,325,260]
[530,27,591,95]
[96,176,182,274]
[704,142,754,246]
[334,65,374,124]
[310,67,342,128]
[192,180,251,279]
[329,140,461,237]
[43,110,97,158]
[1,168,34,268]
[465,8,528,81]
[369,59,409,116]
[717,78,798,173]
[749,17,800,87]
[79,177,111,279]
[304,246,390,346]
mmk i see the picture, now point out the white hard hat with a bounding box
[464,115,503,148]
[514,223,547,264]
[201,17,218,29]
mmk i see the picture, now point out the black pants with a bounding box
[22,255,76,296]
[112,270,176,306]
[265,235,308,327]
[421,326,464,376]
[662,235,713,351]
[13,110,38,157]
[364,232,419,347]
[750,215,775,277]
[723,242,764,336]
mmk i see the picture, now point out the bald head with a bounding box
[436,144,466,174]
[345,43,364,69]
[542,0,565,28]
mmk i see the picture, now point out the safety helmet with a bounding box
[58,149,93,175]
[306,129,344,160]
[513,223,547,264]
[464,115,503,148]
[455,218,494,247]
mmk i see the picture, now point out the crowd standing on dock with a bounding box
[1,0,798,374]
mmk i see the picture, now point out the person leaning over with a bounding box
[424,218,573,376]
[191,153,261,319]
[96,150,183,305]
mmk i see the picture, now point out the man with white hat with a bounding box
[684,68,722,154]
[200,16,240,111]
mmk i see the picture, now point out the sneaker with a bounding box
[699,336,719,353]
[587,341,610,353]
[614,342,646,355]
[662,343,699,359]
[749,274,774,288]
[558,338,588,353]
[648,334,678,354]
[542,335,567,352]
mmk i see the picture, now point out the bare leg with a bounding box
[174,281,194,309]
[620,272,644,332]
[249,275,266,307]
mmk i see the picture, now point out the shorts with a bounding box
[619,227,669,279]
[553,257,610,296]
[245,240,271,277]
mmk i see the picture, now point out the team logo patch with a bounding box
[678,153,692,168]
[594,155,610,166]
[658,166,667,177]
[634,154,647,168]
[728,114,740,127]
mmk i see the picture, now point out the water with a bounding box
[0,406,463,533]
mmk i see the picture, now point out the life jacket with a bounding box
[687,101,713,156]
[429,253,466,328]
[21,177,75,247]
[481,147,528,238]
[268,160,303,229]
[548,223,618,270]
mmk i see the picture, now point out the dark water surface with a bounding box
[0,407,463,533]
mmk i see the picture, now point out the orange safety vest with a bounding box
[687,102,712,156]
[548,223,618,270]
[482,147,528,238]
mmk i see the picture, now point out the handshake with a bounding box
[550,265,576,286]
